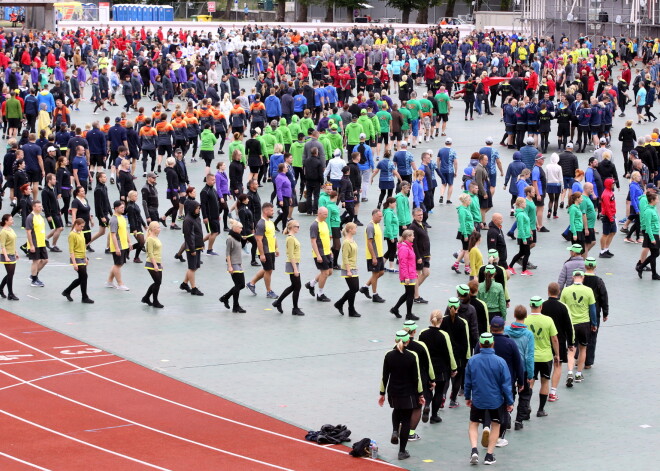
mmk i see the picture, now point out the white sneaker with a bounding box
[481,427,490,448]
[105,281,117,289]
[495,438,508,448]
[116,285,130,291]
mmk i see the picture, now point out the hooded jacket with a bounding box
[397,240,417,282]
[545,152,563,185]
[598,159,619,188]
[183,201,204,251]
[600,178,616,222]
[504,322,535,379]
[464,348,514,410]
[474,332,524,389]
[276,118,292,145]
[558,256,586,289]
[288,114,301,139]
[504,152,527,195]
[264,94,282,117]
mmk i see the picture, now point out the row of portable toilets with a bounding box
[112,4,174,21]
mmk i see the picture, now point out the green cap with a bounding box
[530,295,544,307]
[573,269,585,277]
[448,297,460,309]
[479,332,494,346]
[487,249,499,258]
[331,124,338,130]
[584,257,597,267]
[395,330,410,343]
[567,244,584,253]
[403,320,418,332]
[456,284,470,296]
[361,108,367,114]
[484,264,496,274]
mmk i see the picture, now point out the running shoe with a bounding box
[316,294,331,302]
[448,400,460,408]
[470,451,479,465]
[566,372,574,388]
[398,451,410,460]
[414,297,428,304]
[422,406,430,423]
[548,393,558,402]
[246,282,257,295]
[536,410,549,417]
[574,374,584,383]
[618,217,627,224]
[30,279,45,287]
[304,281,315,296]
[430,415,442,423]
[390,431,399,445]
[116,285,130,291]
[514,421,523,430]
[438,196,444,204]
[372,294,386,303]
[206,250,219,256]
[507,267,517,276]
[495,438,508,448]
[484,454,496,465]
[266,290,279,299]
[407,433,421,441]
[521,270,534,276]
[390,307,402,318]
[481,427,490,447]
[105,281,117,289]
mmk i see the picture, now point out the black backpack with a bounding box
[356,143,368,165]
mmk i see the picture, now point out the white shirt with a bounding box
[324,157,347,181]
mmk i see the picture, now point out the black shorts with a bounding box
[392,131,402,140]
[416,258,430,271]
[261,252,276,271]
[112,248,129,266]
[27,170,41,183]
[534,195,545,207]
[101,90,109,100]
[158,145,173,157]
[469,406,501,424]
[552,339,568,363]
[331,227,341,240]
[479,194,493,209]
[249,165,261,174]
[643,233,659,248]
[438,113,448,122]
[186,250,201,270]
[590,125,601,135]
[200,150,214,164]
[457,231,469,250]
[314,254,333,271]
[533,360,552,380]
[48,215,63,229]
[573,322,591,346]
[584,228,596,243]
[206,219,220,234]
[526,124,539,134]
[505,124,516,134]
[28,246,48,261]
[7,118,20,128]
[90,153,106,167]
[378,132,389,144]
[366,256,385,272]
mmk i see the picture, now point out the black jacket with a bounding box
[558,151,579,178]
[238,205,255,235]
[94,182,112,219]
[200,184,220,220]
[583,273,609,319]
[541,297,575,346]
[418,326,455,376]
[339,175,354,203]
[125,200,146,232]
[380,348,422,397]
[117,169,136,200]
[141,182,159,213]
[303,155,325,182]
[486,221,508,264]
[410,220,430,258]
[229,160,245,193]
[183,202,204,251]
[165,166,180,198]
[247,188,261,223]
[41,185,59,218]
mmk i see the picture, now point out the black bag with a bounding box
[297,198,308,214]
[349,438,372,457]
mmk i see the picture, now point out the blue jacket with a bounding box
[519,145,538,170]
[353,143,374,171]
[630,181,643,213]
[464,348,514,410]
[86,128,107,155]
[264,95,282,117]
[24,95,39,116]
[505,322,535,379]
[474,333,524,389]
[293,94,307,113]
[505,152,527,194]
[268,153,285,178]
[412,180,424,208]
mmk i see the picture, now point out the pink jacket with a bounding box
[397,241,418,282]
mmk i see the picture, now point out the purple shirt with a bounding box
[275,172,292,201]
[77,66,86,83]
[215,170,229,196]
[53,67,65,82]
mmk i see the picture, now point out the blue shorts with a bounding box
[489,173,497,187]
[563,177,574,190]
[411,119,419,137]
[602,218,617,235]
[440,172,455,185]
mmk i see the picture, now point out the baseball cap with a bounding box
[584,257,597,267]
[599,137,607,144]
[401,141,408,147]
[573,269,585,277]
[403,320,418,332]
[360,109,367,114]
[490,316,505,329]
[115,117,121,122]
[330,124,338,130]
[47,146,56,152]
[536,154,545,160]
[464,167,473,176]
[525,137,534,145]
[359,133,366,139]
[567,243,584,253]
[147,171,158,178]
[479,332,494,346]
[445,137,453,144]
[175,148,183,153]
[456,284,470,296]
[447,297,461,309]
[646,183,658,191]
[333,149,342,157]
[566,142,574,149]
[485,136,494,144]
[630,150,639,156]
[529,295,544,307]
[484,264,497,274]
[395,330,410,343]
[487,249,499,258]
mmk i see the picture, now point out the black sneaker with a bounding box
[316,294,331,302]
[484,453,496,465]
[514,421,523,430]
[232,306,247,313]
[390,307,402,318]
[190,287,204,296]
[439,196,444,204]
[599,251,613,258]
[536,410,548,417]
[359,286,372,299]
[372,294,386,303]
[391,431,399,444]
[446,199,453,205]
[414,297,428,304]
[422,406,430,423]
[292,308,305,316]
[398,451,410,460]
[470,450,479,465]
[405,313,419,321]
[179,282,191,292]
[539,226,550,232]
[304,281,315,296]
[430,415,442,424]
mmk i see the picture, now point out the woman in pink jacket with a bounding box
[390,230,419,321]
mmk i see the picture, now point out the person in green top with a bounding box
[453,192,474,275]
[276,117,293,152]
[559,270,597,385]
[376,103,392,159]
[369,108,380,155]
[318,131,333,161]
[395,182,412,233]
[382,196,400,273]
[228,132,246,165]
[345,115,364,153]
[328,111,343,134]
[525,295,559,418]
[638,192,660,279]
[467,182,482,226]
[477,265,507,319]
[580,183,597,257]
[508,197,532,275]
[5,91,23,139]
[418,93,433,142]
[288,114,301,141]
[399,101,412,135]
[326,190,341,265]
[357,109,375,143]
[299,110,315,137]
[406,91,421,148]
[318,182,333,209]
[290,133,306,196]
[199,124,218,177]
[327,124,343,157]
[435,86,451,136]
[567,191,585,248]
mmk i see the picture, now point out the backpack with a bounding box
[356,143,368,165]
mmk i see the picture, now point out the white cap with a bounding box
[599,137,607,144]
[359,133,366,139]
[445,137,453,144]
[333,149,342,157]
[566,142,574,148]
[401,141,408,147]
[525,137,534,145]
[485,136,494,144]
[47,146,56,152]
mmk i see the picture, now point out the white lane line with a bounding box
[0,359,126,393]
[0,368,295,471]
[0,331,399,468]
[0,350,19,353]
[0,450,54,470]
[0,354,116,366]
[0,408,172,470]
[53,345,88,349]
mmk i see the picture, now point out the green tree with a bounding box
[385,0,441,24]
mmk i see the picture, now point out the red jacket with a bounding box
[397,240,417,282]
[600,178,616,222]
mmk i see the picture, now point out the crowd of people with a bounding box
[0,21,653,466]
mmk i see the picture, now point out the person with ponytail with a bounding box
[390,229,419,320]
[62,218,94,304]
[334,222,361,317]
[219,219,246,313]
[440,297,471,409]
[142,221,164,308]
[378,330,425,461]
[418,310,458,424]
[0,214,18,300]
[272,219,304,316]
[477,264,507,320]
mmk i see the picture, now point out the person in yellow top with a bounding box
[25,201,49,288]
[142,221,164,308]
[106,200,130,291]
[0,214,19,300]
[272,219,304,316]
[334,222,361,317]
[306,206,333,303]
[246,203,280,299]
[62,218,94,304]
[361,208,386,303]
[468,232,483,281]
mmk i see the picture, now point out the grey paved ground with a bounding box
[5,76,660,470]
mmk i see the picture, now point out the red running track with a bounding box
[0,310,401,471]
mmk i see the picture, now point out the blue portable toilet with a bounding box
[162,6,173,21]
[130,5,139,21]
[119,4,128,21]
[115,4,123,21]
[148,5,156,21]
[158,6,166,21]
[143,5,151,21]
[112,5,118,20]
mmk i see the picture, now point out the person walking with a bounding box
[504,305,535,428]
[507,197,533,276]
[441,297,471,410]
[219,219,246,313]
[106,201,130,291]
[382,197,400,273]
[25,201,49,287]
[142,221,164,308]
[378,330,425,461]
[558,244,586,289]
[582,257,609,368]
[465,332,514,466]
[246,203,280,299]
[334,222,361,317]
[305,207,333,303]
[62,218,94,304]
[452,193,474,275]
[390,230,419,321]
[0,214,19,300]
[272,219,304,316]
[638,192,660,279]
[477,265,507,319]
[180,200,205,296]
[360,209,386,303]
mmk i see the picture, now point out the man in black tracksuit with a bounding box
[410,209,430,305]
[200,174,221,255]
[181,200,204,296]
[487,214,508,268]
[141,173,160,223]
[582,258,609,367]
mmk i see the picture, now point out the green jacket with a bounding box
[357,115,374,140]
[643,205,659,236]
[5,98,22,120]
[288,115,301,141]
[568,203,584,235]
[477,281,507,318]
[639,195,649,232]
[468,192,481,223]
[318,133,333,160]
[276,118,292,144]
[299,117,315,136]
[345,121,363,145]
[290,140,305,168]
[395,191,411,227]
[318,190,331,209]
[260,126,277,157]
[228,140,246,165]
[200,128,217,151]
[327,201,341,228]
[370,114,379,139]
[399,107,412,131]
[457,205,474,237]
[515,207,531,240]
[327,131,343,156]
[383,207,399,239]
